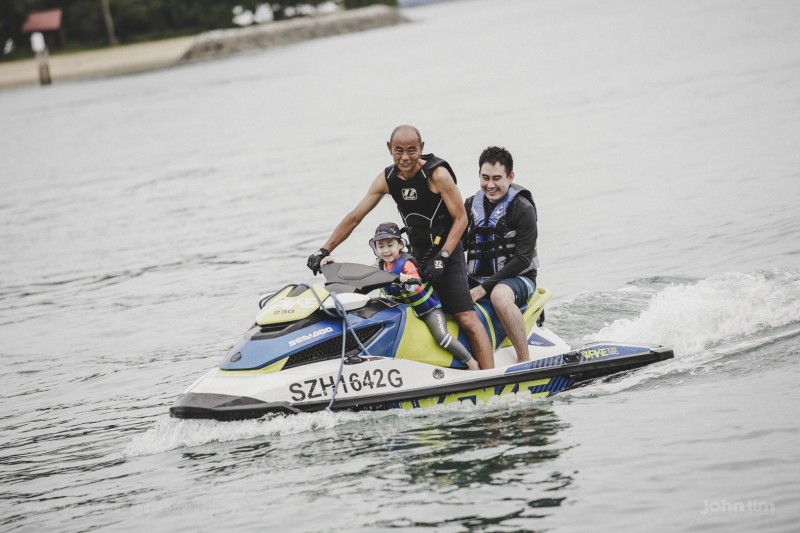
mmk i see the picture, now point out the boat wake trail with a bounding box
[594,269,800,355]
[123,410,371,456]
[553,268,800,395]
[122,397,546,458]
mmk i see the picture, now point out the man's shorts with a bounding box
[496,275,537,307]
[428,243,474,314]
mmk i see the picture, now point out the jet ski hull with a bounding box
[169,333,674,421]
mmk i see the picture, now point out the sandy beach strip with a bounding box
[0,5,406,91]
[0,36,195,90]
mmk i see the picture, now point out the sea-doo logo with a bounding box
[401,188,417,200]
[288,327,334,347]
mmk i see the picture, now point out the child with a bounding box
[321,222,479,370]
[367,222,480,370]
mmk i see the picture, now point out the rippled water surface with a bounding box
[2,0,800,531]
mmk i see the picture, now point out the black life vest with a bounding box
[385,154,456,253]
[465,184,538,276]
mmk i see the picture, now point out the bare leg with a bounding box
[454,310,494,369]
[491,285,530,363]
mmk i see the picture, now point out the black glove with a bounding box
[421,250,447,283]
[307,248,330,275]
[402,278,422,292]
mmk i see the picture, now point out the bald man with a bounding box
[307,125,494,369]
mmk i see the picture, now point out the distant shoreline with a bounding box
[0,5,407,90]
[182,5,407,62]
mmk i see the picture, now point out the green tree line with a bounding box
[1,0,396,54]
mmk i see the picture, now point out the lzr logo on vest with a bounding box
[401,189,417,200]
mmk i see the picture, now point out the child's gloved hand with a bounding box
[403,280,421,292]
[398,274,421,292]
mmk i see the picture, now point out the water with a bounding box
[2,0,800,530]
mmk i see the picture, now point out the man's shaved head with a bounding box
[389,125,422,144]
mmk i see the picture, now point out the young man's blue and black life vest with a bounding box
[465,184,538,277]
[379,254,441,317]
[385,154,456,254]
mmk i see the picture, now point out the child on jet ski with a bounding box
[322,222,480,370]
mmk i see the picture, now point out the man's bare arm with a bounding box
[322,172,388,252]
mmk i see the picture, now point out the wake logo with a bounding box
[401,188,417,201]
[580,346,619,359]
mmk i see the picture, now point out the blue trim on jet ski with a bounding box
[527,331,556,348]
[221,309,407,371]
[505,344,653,374]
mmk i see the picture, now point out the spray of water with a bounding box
[570,269,800,396]
[123,399,502,456]
[123,410,370,456]
[593,269,800,355]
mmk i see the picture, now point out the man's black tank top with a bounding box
[385,153,456,252]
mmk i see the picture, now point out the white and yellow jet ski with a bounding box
[169,263,673,420]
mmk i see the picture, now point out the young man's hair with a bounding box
[479,146,513,173]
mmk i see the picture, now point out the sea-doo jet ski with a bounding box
[170,263,673,420]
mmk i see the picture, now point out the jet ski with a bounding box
[169,263,673,420]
